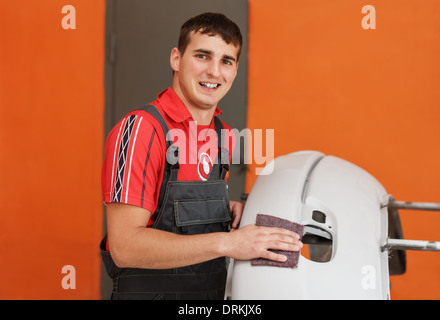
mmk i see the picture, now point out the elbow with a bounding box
[108,242,133,269]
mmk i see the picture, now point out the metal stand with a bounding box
[382,196,440,253]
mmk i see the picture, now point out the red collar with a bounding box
[155,87,223,123]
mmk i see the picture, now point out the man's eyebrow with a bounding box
[193,49,213,55]
[193,49,236,62]
[222,54,236,62]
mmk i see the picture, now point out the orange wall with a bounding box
[0,1,105,299]
[246,0,440,299]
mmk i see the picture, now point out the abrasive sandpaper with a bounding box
[251,213,304,268]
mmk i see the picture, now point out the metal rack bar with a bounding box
[387,201,440,211]
[382,238,440,252]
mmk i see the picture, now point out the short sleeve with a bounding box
[101,111,166,222]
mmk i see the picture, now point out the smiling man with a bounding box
[100,12,302,300]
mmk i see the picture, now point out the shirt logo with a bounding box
[198,152,213,181]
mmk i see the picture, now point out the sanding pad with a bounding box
[251,213,304,269]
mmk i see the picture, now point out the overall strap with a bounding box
[137,104,172,149]
[213,116,230,180]
[136,104,178,219]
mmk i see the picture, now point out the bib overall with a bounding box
[100,105,231,300]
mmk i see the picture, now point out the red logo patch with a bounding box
[197,153,213,181]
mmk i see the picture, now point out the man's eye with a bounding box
[196,54,207,59]
[223,59,232,65]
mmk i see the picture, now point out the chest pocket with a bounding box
[174,196,231,234]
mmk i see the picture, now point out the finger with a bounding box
[257,226,301,243]
[262,250,288,262]
[271,233,302,245]
[264,226,302,240]
[267,239,303,252]
[229,202,243,229]
[231,215,241,229]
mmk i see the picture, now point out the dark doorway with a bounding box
[102,0,248,299]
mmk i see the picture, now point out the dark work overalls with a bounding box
[100,105,231,300]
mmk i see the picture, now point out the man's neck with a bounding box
[186,106,215,125]
[172,84,216,125]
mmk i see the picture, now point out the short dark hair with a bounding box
[178,12,243,61]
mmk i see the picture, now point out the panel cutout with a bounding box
[301,225,333,263]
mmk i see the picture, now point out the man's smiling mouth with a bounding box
[200,82,220,89]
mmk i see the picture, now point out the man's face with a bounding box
[171,31,239,113]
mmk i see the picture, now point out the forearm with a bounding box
[110,226,230,269]
[106,202,302,270]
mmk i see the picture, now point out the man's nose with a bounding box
[206,60,221,78]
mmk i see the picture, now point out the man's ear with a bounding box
[234,61,239,78]
[170,47,180,72]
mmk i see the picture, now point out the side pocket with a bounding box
[100,236,120,279]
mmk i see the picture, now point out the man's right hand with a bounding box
[221,224,303,262]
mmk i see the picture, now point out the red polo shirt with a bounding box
[101,87,235,227]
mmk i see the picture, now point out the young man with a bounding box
[101,12,302,300]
